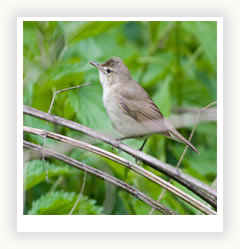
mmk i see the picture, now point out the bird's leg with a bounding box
[111,137,124,153]
[112,143,121,154]
[112,135,137,153]
[117,136,149,164]
[135,137,149,165]
[138,137,148,151]
[113,136,149,164]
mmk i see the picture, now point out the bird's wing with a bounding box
[118,82,199,154]
[119,82,170,135]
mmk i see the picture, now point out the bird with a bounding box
[89,56,199,154]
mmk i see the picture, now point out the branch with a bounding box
[41,82,94,182]
[23,140,176,215]
[69,170,86,215]
[168,107,216,129]
[48,83,94,115]
[23,105,217,206]
[149,101,217,214]
[24,126,216,215]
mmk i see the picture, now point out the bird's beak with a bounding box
[89,61,100,68]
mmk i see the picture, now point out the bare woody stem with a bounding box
[42,82,94,182]
[48,83,94,115]
[68,170,86,215]
[23,105,217,207]
[24,126,216,215]
[23,140,176,215]
[149,101,217,215]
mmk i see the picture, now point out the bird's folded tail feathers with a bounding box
[169,129,200,155]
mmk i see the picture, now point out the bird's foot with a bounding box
[135,158,143,165]
[112,138,122,154]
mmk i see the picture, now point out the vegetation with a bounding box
[23,21,217,215]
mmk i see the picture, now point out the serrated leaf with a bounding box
[23,20,218,215]
[24,160,75,190]
[28,190,103,215]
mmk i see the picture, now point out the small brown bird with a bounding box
[90,57,199,154]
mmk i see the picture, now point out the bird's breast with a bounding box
[102,87,118,115]
[102,87,147,137]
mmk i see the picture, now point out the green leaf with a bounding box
[161,192,195,215]
[100,157,126,179]
[119,191,137,215]
[152,75,172,116]
[171,181,208,214]
[23,21,40,59]
[170,143,217,180]
[28,190,103,215]
[183,21,217,70]
[23,20,217,215]
[66,21,125,44]
[149,21,160,42]
[23,115,55,145]
[24,160,75,190]
[68,83,112,131]
[63,28,141,63]
[133,199,154,215]
[32,63,85,112]
[149,21,170,43]
[177,77,212,107]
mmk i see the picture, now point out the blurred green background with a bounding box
[23,21,217,215]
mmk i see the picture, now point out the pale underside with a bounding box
[101,75,171,138]
[97,62,199,154]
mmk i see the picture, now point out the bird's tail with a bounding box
[169,128,200,155]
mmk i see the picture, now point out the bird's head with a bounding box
[89,57,131,87]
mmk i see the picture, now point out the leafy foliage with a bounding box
[23,21,217,215]
[24,160,76,190]
[28,190,103,215]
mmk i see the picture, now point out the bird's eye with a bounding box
[106,68,112,73]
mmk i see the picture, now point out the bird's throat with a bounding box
[99,70,107,88]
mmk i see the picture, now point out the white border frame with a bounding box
[17,17,223,232]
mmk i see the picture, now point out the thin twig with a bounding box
[176,101,217,168]
[69,170,87,215]
[48,83,94,115]
[23,140,176,215]
[50,175,64,192]
[42,82,94,182]
[24,126,216,215]
[149,101,217,215]
[23,105,217,206]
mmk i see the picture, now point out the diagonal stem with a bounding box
[149,101,217,215]
[24,126,216,215]
[41,82,94,182]
[68,170,87,215]
[23,105,217,205]
[24,140,176,215]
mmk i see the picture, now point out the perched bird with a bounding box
[90,57,199,154]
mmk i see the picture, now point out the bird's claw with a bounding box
[135,158,142,165]
[112,138,122,154]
